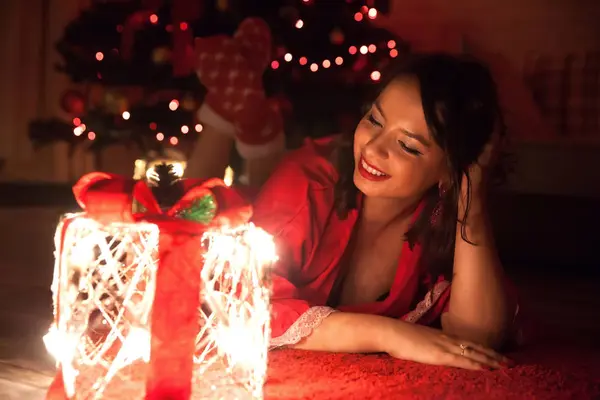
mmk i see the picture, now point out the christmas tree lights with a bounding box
[30,0,402,150]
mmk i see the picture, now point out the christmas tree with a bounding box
[29,0,220,156]
[246,0,403,137]
[29,0,402,157]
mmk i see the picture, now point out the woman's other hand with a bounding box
[462,128,504,196]
[382,320,512,370]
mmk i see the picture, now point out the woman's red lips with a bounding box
[358,156,391,181]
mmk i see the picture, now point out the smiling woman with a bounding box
[250,53,519,371]
[353,79,448,202]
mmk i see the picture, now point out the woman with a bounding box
[248,53,519,371]
[190,49,517,369]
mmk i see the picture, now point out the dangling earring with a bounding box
[430,185,447,226]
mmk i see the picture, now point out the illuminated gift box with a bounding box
[44,172,276,400]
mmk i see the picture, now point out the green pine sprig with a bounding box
[176,194,217,225]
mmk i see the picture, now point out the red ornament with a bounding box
[329,28,345,45]
[60,90,86,115]
[352,56,368,72]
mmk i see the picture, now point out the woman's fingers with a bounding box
[463,341,513,365]
[441,352,486,371]
[447,341,512,370]
[460,346,502,369]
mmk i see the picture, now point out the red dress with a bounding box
[251,137,468,348]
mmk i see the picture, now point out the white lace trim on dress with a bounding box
[402,280,451,323]
[270,306,337,349]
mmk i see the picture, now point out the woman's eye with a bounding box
[366,113,382,127]
[398,141,422,156]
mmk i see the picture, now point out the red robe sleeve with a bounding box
[251,149,337,347]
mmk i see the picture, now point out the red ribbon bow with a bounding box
[47,172,252,399]
[72,171,252,229]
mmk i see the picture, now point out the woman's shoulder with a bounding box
[277,136,339,189]
[251,136,339,228]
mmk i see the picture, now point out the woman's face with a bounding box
[353,77,447,200]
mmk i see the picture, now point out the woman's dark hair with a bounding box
[333,53,508,280]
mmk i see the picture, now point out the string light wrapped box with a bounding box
[44,172,277,399]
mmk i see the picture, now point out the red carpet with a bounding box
[264,339,600,399]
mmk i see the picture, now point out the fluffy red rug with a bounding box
[43,332,600,399]
[43,274,600,399]
[264,339,600,400]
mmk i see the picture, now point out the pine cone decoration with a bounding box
[150,163,184,208]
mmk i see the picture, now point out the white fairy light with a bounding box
[45,216,159,398]
[193,224,276,399]
[223,165,235,186]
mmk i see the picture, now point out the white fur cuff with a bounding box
[196,103,236,137]
[236,131,286,160]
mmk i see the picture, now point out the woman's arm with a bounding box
[290,310,510,370]
[185,126,234,180]
[442,140,515,349]
[443,190,512,349]
[244,152,284,187]
[288,312,393,353]
[185,126,283,185]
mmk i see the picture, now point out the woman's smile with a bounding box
[358,156,391,181]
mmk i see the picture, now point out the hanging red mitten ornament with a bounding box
[194,18,285,160]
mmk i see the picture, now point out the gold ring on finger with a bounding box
[459,343,470,356]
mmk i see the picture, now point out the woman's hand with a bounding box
[462,130,504,196]
[382,320,512,370]
[459,130,504,220]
